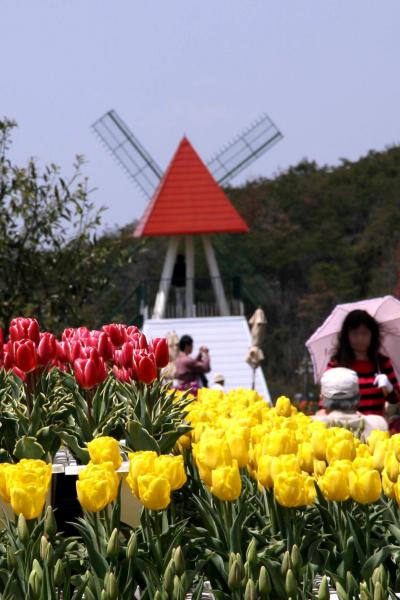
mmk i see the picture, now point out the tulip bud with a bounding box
[33,559,43,583]
[6,546,17,570]
[44,506,57,539]
[281,550,291,575]
[246,538,257,565]
[44,542,54,565]
[106,528,120,561]
[372,565,387,588]
[100,590,108,600]
[346,571,358,594]
[373,582,385,600]
[235,552,244,577]
[228,560,241,591]
[360,582,372,600]
[244,561,251,581]
[54,559,65,587]
[258,566,271,598]
[106,572,118,600]
[126,531,137,560]
[318,575,330,600]
[285,569,297,598]
[154,592,163,600]
[291,544,302,571]
[173,574,185,600]
[40,535,49,560]
[173,546,185,577]
[244,579,257,600]
[164,560,175,596]
[228,551,236,571]
[28,569,41,598]
[335,581,348,600]
[17,513,29,544]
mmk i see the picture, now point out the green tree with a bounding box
[0,118,120,331]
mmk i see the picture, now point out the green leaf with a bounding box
[13,436,46,460]
[125,420,160,452]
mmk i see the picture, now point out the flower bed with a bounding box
[0,318,400,597]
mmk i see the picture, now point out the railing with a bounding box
[137,276,244,320]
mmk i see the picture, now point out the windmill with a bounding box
[92,110,282,319]
[92,109,282,397]
[93,109,282,199]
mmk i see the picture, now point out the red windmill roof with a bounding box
[133,137,249,237]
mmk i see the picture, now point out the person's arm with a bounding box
[380,357,400,404]
[184,354,210,374]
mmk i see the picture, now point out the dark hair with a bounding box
[333,309,381,368]
[179,335,193,351]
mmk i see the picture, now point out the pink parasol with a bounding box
[305,295,400,383]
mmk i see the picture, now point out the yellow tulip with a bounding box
[384,453,399,483]
[275,396,292,418]
[154,455,187,491]
[311,429,329,461]
[348,469,381,504]
[211,460,242,501]
[126,451,157,496]
[390,434,400,461]
[367,430,389,453]
[372,440,388,471]
[262,430,298,457]
[0,464,16,503]
[326,438,356,464]
[87,436,122,469]
[274,472,316,507]
[313,459,327,477]
[138,474,171,510]
[270,455,301,482]
[9,484,47,520]
[226,433,249,468]
[256,454,274,488]
[353,456,374,470]
[257,455,273,489]
[77,477,116,513]
[194,438,232,470]
[318,466,350,502]
[382,470,396,499]
[297,443,315,474]
[356,444,372,458]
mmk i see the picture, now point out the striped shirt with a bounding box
[326,355,400,416]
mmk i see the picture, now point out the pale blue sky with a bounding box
[2,1,400,228]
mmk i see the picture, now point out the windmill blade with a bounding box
[92,109,164,199]
[207,113,283,185]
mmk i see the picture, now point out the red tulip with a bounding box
[97,332,113,361]
[132,332,148,350]
[37,332,57,365]
[121,342,134,369]
[73,351,108,389]
[133,351,157,385]
[102,324,126,347]
[9,318,40,344]
[14,340,38,373]
[151,338,169,368]
[112,365,133,383]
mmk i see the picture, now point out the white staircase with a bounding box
[143,316,270,402]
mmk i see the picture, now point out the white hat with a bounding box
[213,373,225,383]
[320,367,359,410]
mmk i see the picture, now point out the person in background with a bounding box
[326,310,400,417]
[174,335,210,395]
[314,367,388,437]
[171,254,186,317]
[211,373,225,391]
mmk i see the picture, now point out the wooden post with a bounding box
[152,236,180,319]
[201,235,230,316]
